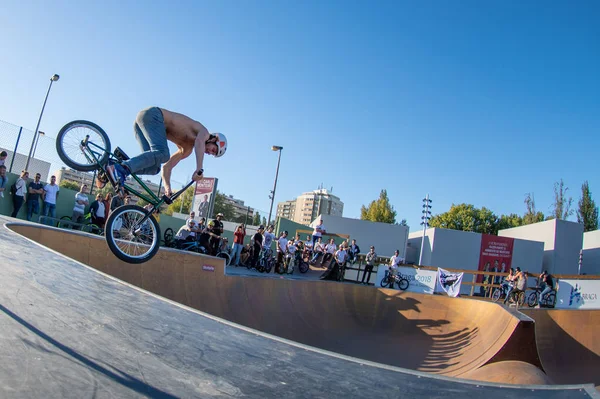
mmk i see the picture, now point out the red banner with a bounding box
[477,234,514,283]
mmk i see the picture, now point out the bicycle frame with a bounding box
[80,136,194,229]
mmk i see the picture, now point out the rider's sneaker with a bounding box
[106,163,129,186]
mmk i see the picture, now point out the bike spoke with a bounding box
[110,210,156,259]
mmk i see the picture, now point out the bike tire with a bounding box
[397,278,409,291]
[105,204,160,264]
[546,293,556,308]
[492,288,502,303]
[299,260,309,274]
[56,120,111,172]
[515,291,526,307]
[527,292,539,308]
[86,223,102,235]
[380,277,390,288]
[58,215,72,229]
[217,252,231,266]
[163,228,174,246]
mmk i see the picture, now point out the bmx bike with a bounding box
[527,286,557,308]
[380,270,409,290]
[56,120,197,264]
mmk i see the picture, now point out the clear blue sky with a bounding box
[1,0,598,230]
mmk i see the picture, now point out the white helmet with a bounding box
[211,132,227,158]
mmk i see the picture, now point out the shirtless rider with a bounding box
[106,107,227,197]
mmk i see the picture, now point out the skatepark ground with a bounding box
[1,216,599,398]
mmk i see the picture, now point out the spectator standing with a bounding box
[348,239,361,264]
[276,231,289,271]
[11,171,29,217]
[26,172,44,221]
[72,184,89,225]
[361,246,377,285]
[0,151,7,166]
[231,224,246,266]
[209,213,224,255]
[110,190,124,213]
[251,225,264,267]
[42,175,60,224]
[90,193,106,228]
[0,165,7,199]
[312,219,326,247]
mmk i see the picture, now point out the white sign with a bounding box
[375,266,437,294]
[556,279,600,309]
[436,268,464,298]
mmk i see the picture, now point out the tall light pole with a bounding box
[267,145,283,227]
[418,194,432,265]
[31,131,45,160]
[26,74,60,170]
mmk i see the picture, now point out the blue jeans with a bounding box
[26,199,39,221]
[43,202,56,224]
[231,243,243,265]
[123,107,170,175]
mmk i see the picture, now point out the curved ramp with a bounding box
[521,309,600,388]
[9,223,540,379]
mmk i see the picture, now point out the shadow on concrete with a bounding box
[0,303,177,399]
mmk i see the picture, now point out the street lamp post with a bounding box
[25,74,60,170]
[267,146,283,226]
[31,131,45,160]
[418,194,432,265]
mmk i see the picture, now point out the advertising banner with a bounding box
[192,178,217,219]
[375,266,437,294]
[555,279,600,309]
[477,235,514,289]
[436,268,464,297]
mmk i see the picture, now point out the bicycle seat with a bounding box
[114,147,130,161]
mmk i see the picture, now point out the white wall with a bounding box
[582,230,600,275]
[512,239,545,275]
[429,228,482,271]
[499,219,584,275]
[407,228,435,265]
[313,215,409,258]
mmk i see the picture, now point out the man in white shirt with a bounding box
[310,237,324,264]
[323,238,337,265]
[262,225,276,252]
[42,175,60,224]
[389,250,404,270]
[72,184,89,226]
[312,219,326,247]
[275,231,289,273]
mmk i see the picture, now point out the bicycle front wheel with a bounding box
[105,205,160,264]
[397,278,409,291]
[527,292,539,308]
[380,277,390,288]
[492,288,502,303]
[56,120,111,171]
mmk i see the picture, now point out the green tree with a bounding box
[497,213,523,231]
[59,180,81,191]
[399,218,408,226]
[523,193,545,225]
[212,191,236,220]
[252,211,262,226]
[262,216,267,226]
[551,179,574,220]
[163,185,195,216]
[360,189,397,224]
[428,203,499,234]
[577,181,599,232]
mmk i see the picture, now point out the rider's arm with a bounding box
[193,128,211,178]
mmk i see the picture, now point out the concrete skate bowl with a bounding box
[521,309,600,389]
[9,223,550,385]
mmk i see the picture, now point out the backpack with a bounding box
[9,182,17,196]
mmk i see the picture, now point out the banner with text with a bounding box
[192,178,217,219]
[394,267,438,294]
[556,279,600,309]
[436,268,464,297]
[477,235,514,286]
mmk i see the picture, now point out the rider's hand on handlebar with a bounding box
[192,169,204,182]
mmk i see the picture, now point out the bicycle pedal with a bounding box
[114,146,130,161]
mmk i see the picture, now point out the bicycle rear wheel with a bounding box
[491,288,503,303]
[56,120,111,171]
[298,260,309,273]
[105,205,160,264]
[546,293,556,308]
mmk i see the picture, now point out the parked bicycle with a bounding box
[58,214,103,235]
[527,286,557,308]
[56,120,195,263]
[380,269,409,290]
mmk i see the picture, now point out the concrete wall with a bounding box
[407,228,434,265]
[583,230,600,275]
[311,214,409,258]
[430,229,482,271]
[512,239,545,274]
[499,219,584,275]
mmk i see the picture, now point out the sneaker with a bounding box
[106,163,129,186]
